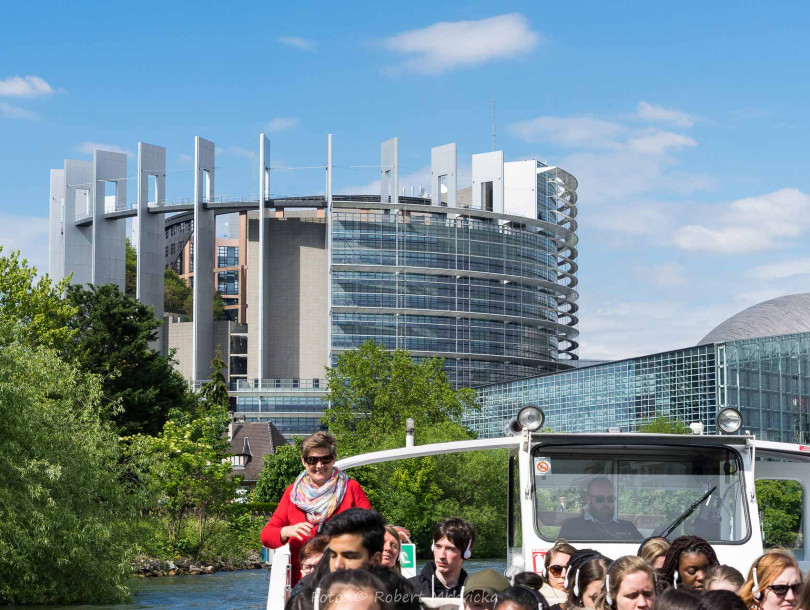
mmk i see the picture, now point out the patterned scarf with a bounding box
[290,467,349,524]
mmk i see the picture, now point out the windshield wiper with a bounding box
[655,486,717,539]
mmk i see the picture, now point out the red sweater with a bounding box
[260,478,371,584]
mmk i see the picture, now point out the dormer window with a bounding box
[230,454,247,469]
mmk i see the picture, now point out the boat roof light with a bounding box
[517,405,545,432]
[717,408,742,434]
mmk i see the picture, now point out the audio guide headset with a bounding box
[430,538,473,560]
[751,555,763,601]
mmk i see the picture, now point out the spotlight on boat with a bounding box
[517,405,545,432]
[505,417,522,436]
[716,407,742,434]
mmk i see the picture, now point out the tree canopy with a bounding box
[637,415,692,434]
[324,340,478,455]
[64,283,193,435]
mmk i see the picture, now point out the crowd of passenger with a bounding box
[260,431,809,610]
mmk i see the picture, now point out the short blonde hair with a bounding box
[301,431,337,458]
[639,537,671,565]
[598,555,655,610]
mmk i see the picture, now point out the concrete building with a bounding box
[468,294,810,443]
[49,135,580,437]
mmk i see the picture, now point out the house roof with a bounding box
[228,421,287,483]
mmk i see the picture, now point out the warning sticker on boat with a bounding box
[534,457,551,475]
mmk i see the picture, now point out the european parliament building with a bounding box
[48,135,581,437]
[467,294,810,444]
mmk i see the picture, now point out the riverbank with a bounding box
[132,551,263,577]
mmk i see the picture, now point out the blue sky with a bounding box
[2,1,809,360]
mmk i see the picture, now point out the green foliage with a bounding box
[127,352,240,559]
[182,289,227,321]
[125,238,137,297]
[0,340,135,605]
[253,439,304,502]
[756,479,803,548]
[164,267,192,314]
[324,340,478,455]
[638,416,691,434]
[64,283,194,435]
[0,247,76,349]
[200,346,229,410]
[319,342,505,555]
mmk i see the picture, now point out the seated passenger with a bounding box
[410,517,476,598]
[540,540,576,605]
[703,564,744,593]
[494,585,547,610]
[316,568,389,610]
[558,478,642,542]
[463,568,512,610]
[557,549,610,610]
[659,536,718,592]
[299,534,329,578]
[637,537,670,571]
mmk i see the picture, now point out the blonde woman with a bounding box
[740,550,802,610]
[597,556,656,610]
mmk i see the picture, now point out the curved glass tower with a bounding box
[329,160,579,387]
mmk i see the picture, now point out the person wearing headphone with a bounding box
[740,550,802,610]
[555,549,610,610]
[410,518,477,598]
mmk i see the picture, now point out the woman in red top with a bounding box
[260,431,371,584]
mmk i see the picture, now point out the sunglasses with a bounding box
[548,565,568,578]
[590,495,615,503]
[304,454,335,466]
[768,584,802,596]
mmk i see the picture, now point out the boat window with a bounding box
[532,444,749,543]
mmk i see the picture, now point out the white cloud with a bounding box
[0,214,50,275]
[265,117,298,132]
[0,101,38,120]
[509,116,625,149]
[382,13,539,75]
[749,258,810,280]
[0,75,54,97]
[588,201,681,236]
[627,131,696,155]
[637,101,695,128]
[339,166,434,197]
[636,262,689,289]
[673,188,810,253]
[77,142,135,157]
[278,36,317,52]
[219,146,254,159]
[177,153,193,164]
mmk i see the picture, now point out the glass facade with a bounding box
[330,181,578,388]
[217,270,239,295]
[217,245,239,268]
[231,380,327,439]
[470,332,810,444]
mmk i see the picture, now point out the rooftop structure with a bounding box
[49,135,580,435]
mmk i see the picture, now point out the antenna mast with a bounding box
[491,99,496,151]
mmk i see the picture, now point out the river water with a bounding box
[17,559,506,610]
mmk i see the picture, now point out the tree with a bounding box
[125,238,137,297]
[0,247,76,349]
[0,338,135,605]
[253,438,305,503]
[128,353,239,557]
[200,346,230,410]
[324,340,478,455]
[638,416,692,434]
[182,290,227,321]
[164,267,192,314]
[64,283,194,435]
[756,479,803,548]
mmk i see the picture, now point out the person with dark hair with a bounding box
[559,478,642,542]
[369,566,421,610]
[495,585,547,610]
[560,550,610,609]
[316,568,390,610]
[288,508,387,604]
[652,588,700,610]
[703,564,744,593]
[696,590,746,610]
[410,517,477,598]
[514,570,544,592]
[658,536,718,592]
[261,431,372,584]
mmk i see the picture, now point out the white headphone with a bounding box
[605,573,612,606]
[314,586,322,610]
[673,571,679,589]
[431,539,473,560]
[752,556,762,601]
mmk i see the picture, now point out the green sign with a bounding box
[399,543,416,570]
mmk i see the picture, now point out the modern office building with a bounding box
[48,136,580,436]
[468,294,810,444]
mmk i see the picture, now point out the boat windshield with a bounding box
[532,443,749,544]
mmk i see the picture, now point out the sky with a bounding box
[2,1,810,361]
